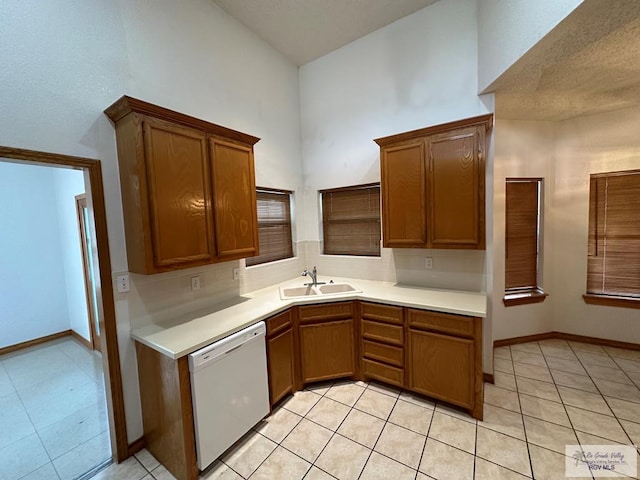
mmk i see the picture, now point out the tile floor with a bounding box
[100,339,640,479]
[0,337,111,480]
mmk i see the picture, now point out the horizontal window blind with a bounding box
[505,179,541,290]
[587,170,640,297]
[321,184,381,256]
[245,189,293,266]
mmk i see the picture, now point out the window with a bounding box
[585,169,640,308]
[504,178,546,306]
[245,188,293,266]
[321,183,381,256]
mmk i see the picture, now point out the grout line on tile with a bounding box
[568,341,638,449]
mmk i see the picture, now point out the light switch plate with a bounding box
[232,267,239,281]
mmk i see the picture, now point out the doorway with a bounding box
[0,146,128,466]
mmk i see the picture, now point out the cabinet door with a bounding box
[427,126,485,249]
[267,328,294,406]
[408,329,474,409]
[380,141,427,247]
[209,138,258,259]
[299,320,355,383]
[143,119,214,268]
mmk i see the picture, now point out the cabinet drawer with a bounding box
[362,340,403,367]
[266,310,292,336]
[298,302,353,323]
[361,302,403,325]
[361,320,403,345]
[408,309,475,338]
[362,359,404,387]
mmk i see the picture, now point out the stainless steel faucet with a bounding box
[302,266,325,287]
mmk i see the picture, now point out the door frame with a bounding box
[0,145,128,462]
[75,194,101,352]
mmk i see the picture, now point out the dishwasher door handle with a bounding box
[223,343,245,356]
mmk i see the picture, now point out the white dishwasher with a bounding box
[188,321,270,471]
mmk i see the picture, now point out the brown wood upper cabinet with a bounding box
[209,138,258,259]
[375,114,492,250]
[105,96,260,274]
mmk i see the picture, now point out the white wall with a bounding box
[53,167,89,342]
[552,107,640,344]
[492,110,640,346]
[118,1,303,199]
[0,162,89,348]
[0,0,302,443]
[299,0,491,293]
[491,119,556,341]
[477,0,583,92]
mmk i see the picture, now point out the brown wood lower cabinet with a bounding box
[135,300,483,480]
[359,302,405,388]
[297,302,356,384]
[406,308,484,419]
[267,328,294,404]
[299,319,355,383]
[135,342,198,480]
[265,310,295,405]
[408,329,474,409]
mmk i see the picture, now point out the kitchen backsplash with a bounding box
[119,240,486,330]
[303,241,486,292]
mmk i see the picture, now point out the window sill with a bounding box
[583,294,640,309]
[503,289,548,307]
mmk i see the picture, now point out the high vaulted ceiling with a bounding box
[212,0,640,122]
[212,0,438,66]
[489,0,640,121]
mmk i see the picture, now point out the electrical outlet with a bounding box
[191,276,201,291]
[425,257,433,270]
[116,274,130,293]
[233,267,239,281]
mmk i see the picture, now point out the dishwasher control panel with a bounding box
[188,321,266,372]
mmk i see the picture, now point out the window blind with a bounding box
[587,170,640,297]
[245,189,293,266]
[505,179,541,290]
[321,184,381,256]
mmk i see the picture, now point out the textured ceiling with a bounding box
[211,0,438,65]
[489,0,640,121]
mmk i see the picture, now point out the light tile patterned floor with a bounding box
[0,337,110,480]
[102,339,640,479]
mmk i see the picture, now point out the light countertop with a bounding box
[131,276,487,359]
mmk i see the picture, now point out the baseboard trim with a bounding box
[483,373,494,384]
[128,437,145,457]
[494,332,554,348]
[71,330,93,351]
[551,332,640,351]
[0,330,72,356]
[494,331,640,351]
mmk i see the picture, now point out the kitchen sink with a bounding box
[280,286,318,298]
[318,283,357,294]
[279,283,361,300]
